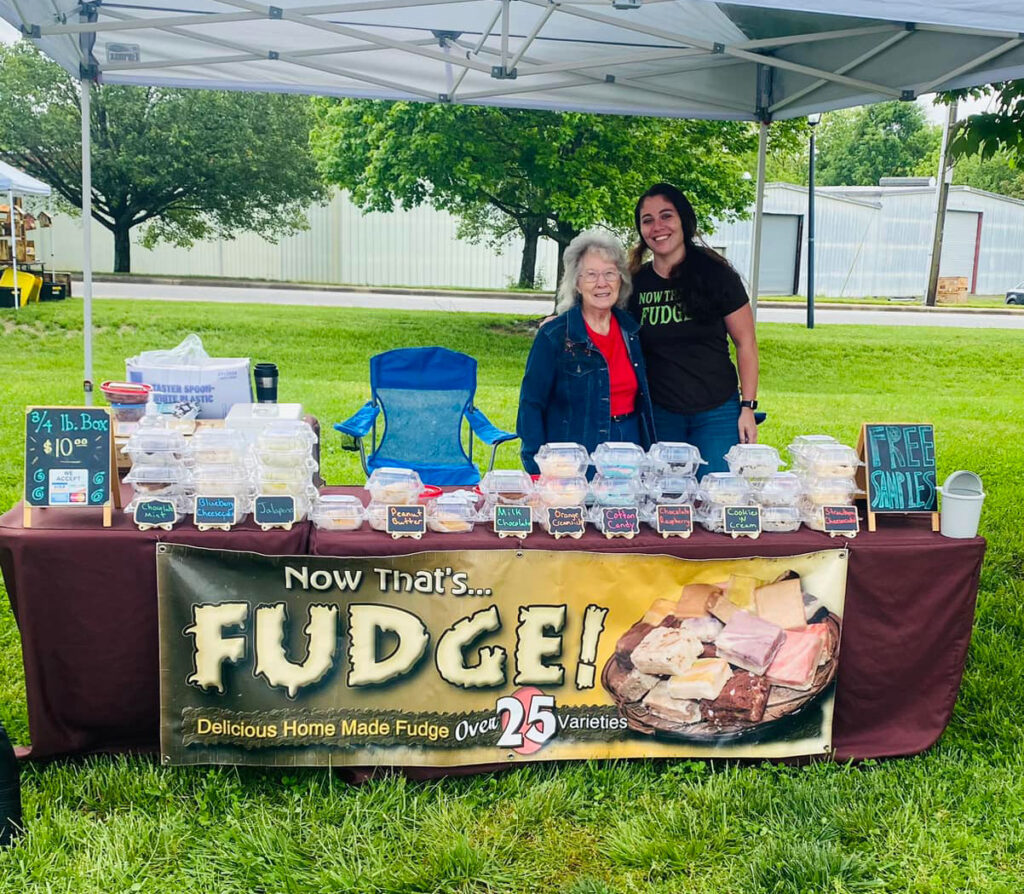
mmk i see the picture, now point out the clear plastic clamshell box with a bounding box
[590,472,644,506]
[256,420,318,453]
[752,472,804,507]
[192,462,251,488]
[122,430,189,464]
[788,434,838,467]
[191,429,250,465]
[124,462,192,496]
[647,441,705,476]
[801,443,863,479]
[699,472,753,504]
[428,494,477,533]
[695,500,756,533]
[646,472,699,503]
[478,469,534,506]
[365,467,424,505]
[535,442,590,478]
[761,505,803,532]
[254,447,318,470]
[591,442,646,478]
[723,444,783,479]
[365,501,389,531]
[310,494,365,531]
[534,476,589,507]
[801,476,862,506]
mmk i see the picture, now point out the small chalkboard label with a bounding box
[601,506,639,537]
[24,407,112,508]
[494,504,532,536]
[254,494,297,528]
[723,506,761,537]
[656,504,693,537]
[386,504,426,536]
[546,506,585,538]
[863,423,937,513]
[134,498,177,528]
[194,495,239,528]
[822,505,859,535]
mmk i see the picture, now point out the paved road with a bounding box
[78,280,1024,329]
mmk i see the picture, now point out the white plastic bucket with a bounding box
[938,470,985,539]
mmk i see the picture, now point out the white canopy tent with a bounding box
[0,160,51,310]
[3,0,1024,398]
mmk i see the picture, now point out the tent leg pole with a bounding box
[748,121,769,319]
[7,189,16,311]
[81,78,94,406]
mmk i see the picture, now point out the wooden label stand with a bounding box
[856,422,939,533]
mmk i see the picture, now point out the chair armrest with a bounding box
[334,402,379,439]
[465,406,517,446]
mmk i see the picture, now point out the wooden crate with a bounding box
[937,275,968,304]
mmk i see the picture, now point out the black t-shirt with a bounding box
[627,252,749,413]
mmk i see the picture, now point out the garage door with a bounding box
[758,214,801,295]
[939,211,980,292]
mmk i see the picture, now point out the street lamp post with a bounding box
[807,112,821,329]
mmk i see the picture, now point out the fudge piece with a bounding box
[803,592,829,624]
[677,584,722,618]
[615,622,653,658]
[700,642,718,659]
[754,579,807,630]
[666,658,732,701]
[630,627,703,676]
[714,611,785,675]
[765,629,825,690]
[617,667,660,702]
[806,622,837,664]
[723,574,759,610]
[643,681,701,724]
[680,615,724,643]
[708,592,742,624]
[643,598,680,625]
[701,672,770,724]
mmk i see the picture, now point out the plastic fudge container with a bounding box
[591,442,646,478]
[254,447,319,471]
[801,443,863,479]
[534,442,590,478]
[224,403,306,446]
[646,472,699,504]
[699,473,753,505]
[647,441,705,476]
[695,500,757,533]
[121,430,190,464]
[100,381,153,405]
[310,494,365,531]
[365,467,424,505]
[751,472,804,507]
[478,469,534,506]
[124,462,192,497]
[723,444,783,479]
[788,434,837,469]
[533,476,589,508]
[801,476,863,506]
[590,473,644,507]
[190,429,250,465]
[760,505,803,532]
[427,494,478,533]
[255,420,318,453]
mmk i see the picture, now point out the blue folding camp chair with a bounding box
[335,347,518,486]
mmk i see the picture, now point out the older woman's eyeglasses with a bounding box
[580,270,621,284]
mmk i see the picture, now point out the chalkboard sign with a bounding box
[546,506,585,539]
[24,406,116,526]
[494,504,532,538]
[822,505,859,536]
[134,498,178,530]
[723,506,761,538]
[601,506,639,538]
[195,495,240,530]
[858,423,939,532]
[656,504,693,538]
[387,504,426,537]
[254,494,297,529]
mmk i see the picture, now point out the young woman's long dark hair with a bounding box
[630,182,738,323]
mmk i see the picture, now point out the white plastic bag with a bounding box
[126,334,251,420]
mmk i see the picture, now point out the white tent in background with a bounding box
[2,0,1023,398]
[0,160,51,310]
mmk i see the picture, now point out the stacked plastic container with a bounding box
[310,493,365,531]
[478,468,535,526]
[642,442,703,530]
[789,436,864,531]
[122,428,193,527]
[190,428,254,525]
[364,467,424,531]
[252,421,319,522]
[531,443,589,535]
[589,442,646,535]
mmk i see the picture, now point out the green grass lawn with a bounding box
[1,300,1023,893]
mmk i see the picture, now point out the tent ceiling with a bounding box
[3,1,1023,120]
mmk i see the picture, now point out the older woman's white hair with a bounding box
[555,230,633,315]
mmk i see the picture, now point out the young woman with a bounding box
[517,230,655,474]
[628,182,759,474]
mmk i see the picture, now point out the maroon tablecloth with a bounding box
[1,487,984,762]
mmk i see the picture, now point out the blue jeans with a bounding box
[609,413,641,445]
[652,395,740,477]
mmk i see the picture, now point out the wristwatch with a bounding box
[739,399,758,410]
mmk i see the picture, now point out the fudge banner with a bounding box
[158,544,848,767]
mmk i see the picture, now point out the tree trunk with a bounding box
[554,220,579,287]
[517,219,542,289]
[113,223,132,273]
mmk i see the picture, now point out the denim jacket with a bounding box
[517,304,656,474]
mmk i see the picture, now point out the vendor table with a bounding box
[1,487,984,763]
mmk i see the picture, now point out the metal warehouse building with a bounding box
[712,182,1024,298]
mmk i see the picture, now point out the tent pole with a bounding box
[7,189,17,311]
[81,78,94,406]
[748,121,769,318]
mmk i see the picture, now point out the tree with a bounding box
[310,100,756,287]
[813,102,940,187]
[944,81,1024,162]
[0,43,327,272]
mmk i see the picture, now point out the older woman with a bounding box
[517,230,656,475]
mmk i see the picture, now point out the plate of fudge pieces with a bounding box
[602,574,841,743]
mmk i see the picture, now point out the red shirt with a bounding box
[585,314,638,417]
